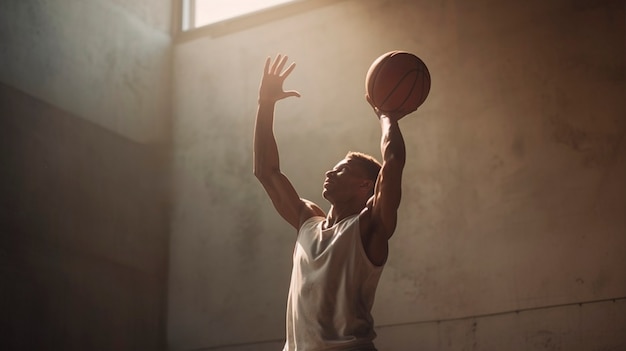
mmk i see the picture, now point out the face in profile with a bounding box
[322,158,372,203]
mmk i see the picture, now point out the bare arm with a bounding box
[360,96,409,265]
[371,115,406,240]
[253,55,323,229]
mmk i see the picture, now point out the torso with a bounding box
[284,215,384,351]
[299,201,389,267]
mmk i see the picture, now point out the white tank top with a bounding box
[283,215,384,351]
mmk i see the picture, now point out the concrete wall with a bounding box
[168,0,625,350]
[0,0,172,144]
[0,0,172,349]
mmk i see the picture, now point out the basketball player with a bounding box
[253,54,409,351]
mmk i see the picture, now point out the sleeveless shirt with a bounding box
[283,215,384,351]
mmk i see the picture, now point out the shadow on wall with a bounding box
[0,83,171,350]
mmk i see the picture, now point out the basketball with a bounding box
[365,51,431,115]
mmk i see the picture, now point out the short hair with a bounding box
[345,151,381,183]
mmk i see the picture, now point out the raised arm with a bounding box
[359,95,408,265]
[370,114,406,240]
[253,54,323,229]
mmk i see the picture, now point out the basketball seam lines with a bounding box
[381,69,419,112]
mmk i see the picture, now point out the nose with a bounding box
[325,169,335,178]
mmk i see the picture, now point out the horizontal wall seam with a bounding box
[377,295,626,329]
[183,295,626,350]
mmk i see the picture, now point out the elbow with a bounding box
[253,165,277,183]
[253,166,266,181]
[253,157,266,179]
[253,161,262,179]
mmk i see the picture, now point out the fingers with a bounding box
[260,54,301,102]
[264,56,271,75]
[365,94,375,108]
[270,54,282,74]
[365,94,381,117]
[276,55,288,74]
[267,54,295,77]
[281,62,296,78]
[285,90,302,99]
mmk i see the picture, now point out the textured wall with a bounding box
[0,0,172,349]
[0,0,172,143]
[168,0,625,350]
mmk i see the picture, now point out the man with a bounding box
[253,54,409,351]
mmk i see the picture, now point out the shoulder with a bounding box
[298,199,325,229]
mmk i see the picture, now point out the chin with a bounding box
[321,189,332,202]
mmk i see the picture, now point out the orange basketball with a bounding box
[365,51,431,115]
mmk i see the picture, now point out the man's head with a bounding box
[345,151,382,189]
[322,152,382,204]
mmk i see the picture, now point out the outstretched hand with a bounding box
[365,94,414,122]
[259,54,301,103]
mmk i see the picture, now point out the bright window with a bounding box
[181,0,301,31]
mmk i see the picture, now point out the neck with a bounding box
[324,202,365,228]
